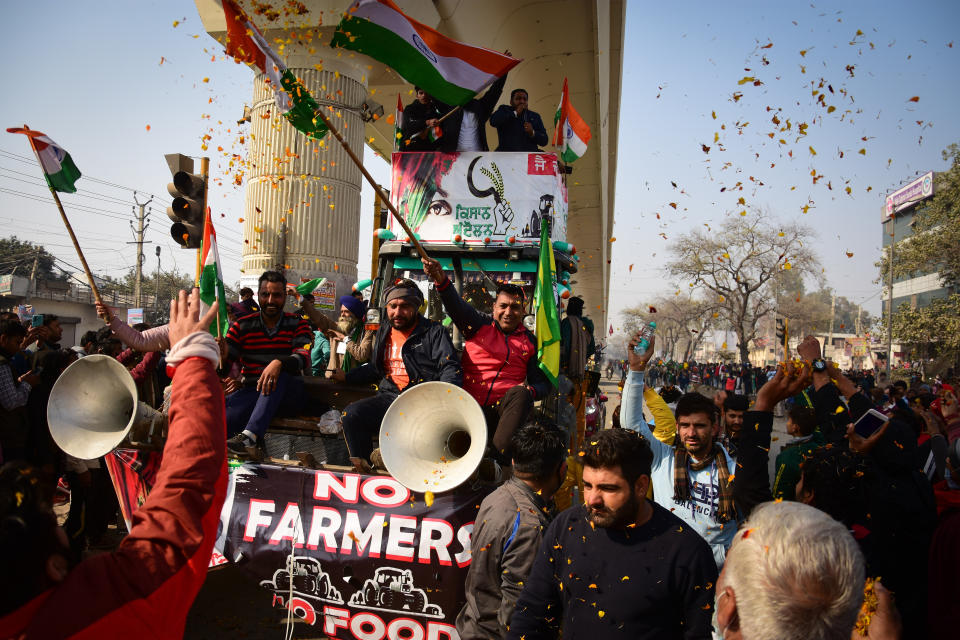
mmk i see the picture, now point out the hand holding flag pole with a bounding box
[7,125,105,310]
[310,107,431,261]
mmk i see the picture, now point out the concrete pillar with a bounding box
[240,50,368,298]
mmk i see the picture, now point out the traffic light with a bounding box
[166,170,205,248]
[775,317,789,346]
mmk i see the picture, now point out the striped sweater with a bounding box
[225,312,312,384]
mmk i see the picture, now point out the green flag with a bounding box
[295,277,327,296]
[534,223,561,386]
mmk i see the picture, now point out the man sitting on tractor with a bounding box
[422,257,550,465]
[339,278,461,470]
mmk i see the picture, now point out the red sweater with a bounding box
[0,357,227,639]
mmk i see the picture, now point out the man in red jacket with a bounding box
[0,289,226,639]
[423,257,550,464]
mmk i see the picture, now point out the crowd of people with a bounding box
[3,268,960,638]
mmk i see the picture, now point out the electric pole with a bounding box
[129,192,153,307]
[27,246,40,301]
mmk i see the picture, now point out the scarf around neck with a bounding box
[673,443,735,523]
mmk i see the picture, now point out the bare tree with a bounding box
[665,213,822,363]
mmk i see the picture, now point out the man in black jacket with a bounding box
[340,279,461,466]
[401,87,450,151]
[507,429,718,639]
[438,73,508,153]
[490,88,549,152]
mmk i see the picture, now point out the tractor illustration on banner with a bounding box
[261,556,343,605]
[348,567,444,618]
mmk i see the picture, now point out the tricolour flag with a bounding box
[394,93,403,151]
[552,78,591,163]
[6,127,81,193]
[331,0,519,106]
[534,223,561,387]
[219,0,327,140]
[199,210,229,337]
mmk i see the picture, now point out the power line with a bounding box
[0,187,133,221]
[0,147,174,203]
[0,166,136,207]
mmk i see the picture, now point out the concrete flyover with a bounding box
[196,0,623,329]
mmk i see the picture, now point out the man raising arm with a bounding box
[423,256,549,462]
[0,290,225,638]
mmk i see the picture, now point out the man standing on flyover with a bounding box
[490,88,548,151]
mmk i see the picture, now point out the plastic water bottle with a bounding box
[633,321,657,355]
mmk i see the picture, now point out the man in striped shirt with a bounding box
[224,271,313,458]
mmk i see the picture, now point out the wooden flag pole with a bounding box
[404,105,461,146]
[311,107,430,260]
[196,157,210,286]
[20,125,105,308]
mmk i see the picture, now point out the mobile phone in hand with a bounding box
[854,408,888,438]
[31,314,45,328]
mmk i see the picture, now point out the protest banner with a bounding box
[389,151,568,247]
[106,454,491,637]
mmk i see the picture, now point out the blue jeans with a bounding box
[225,372,305,440]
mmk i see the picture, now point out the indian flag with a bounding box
[331,0,519,106]
[6,127,81,193]
[553,78,591,163]
[534,223,561,386]
[394,93,403,151]
[218,0,327,140]
[199,210,229,337]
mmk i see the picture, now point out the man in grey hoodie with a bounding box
[456,423,567,639]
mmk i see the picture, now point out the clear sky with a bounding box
[2,1,958,331]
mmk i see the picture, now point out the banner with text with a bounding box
[390,151,568,247]
[216,464,491,639]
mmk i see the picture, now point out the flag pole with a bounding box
[404,105,461,146]
[21,125,105,308]
[196,157,210,286]
[311,107,430,260]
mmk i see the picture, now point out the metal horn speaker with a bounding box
[47,354,166,459]
[379,381,487,493]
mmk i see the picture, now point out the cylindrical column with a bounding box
[240,55,368,298]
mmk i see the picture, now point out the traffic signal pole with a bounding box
[196,157,209,285]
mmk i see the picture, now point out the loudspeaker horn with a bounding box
[48,354,167,459]
[379,381,486,493]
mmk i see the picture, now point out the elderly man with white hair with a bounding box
[713,500,900,640]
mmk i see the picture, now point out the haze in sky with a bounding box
[1,1,958,336]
